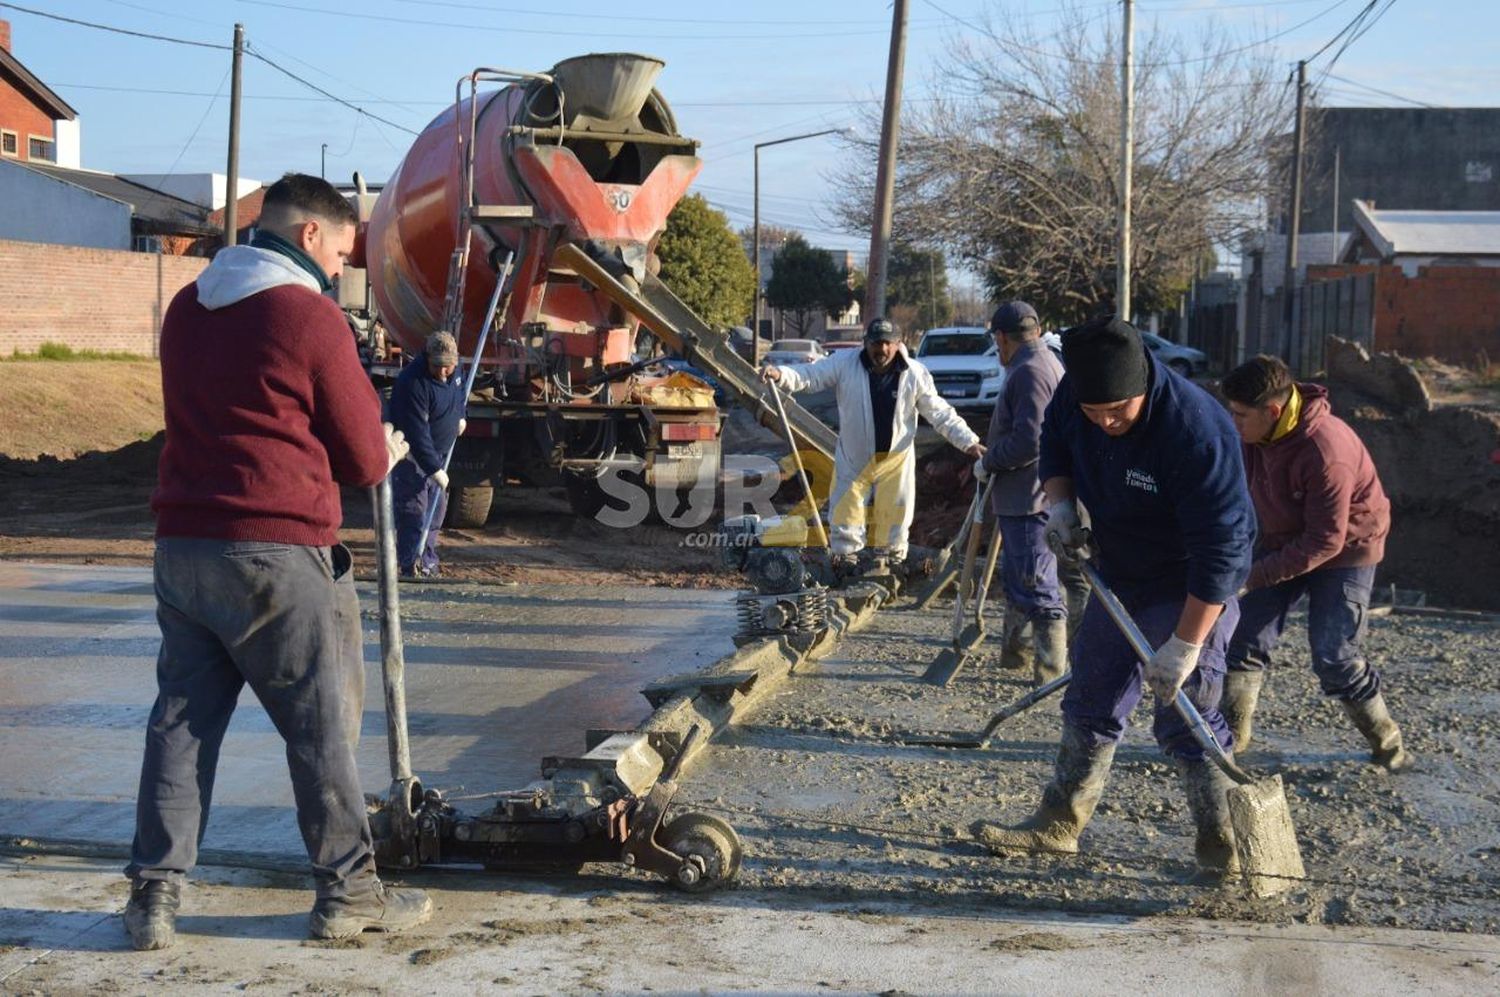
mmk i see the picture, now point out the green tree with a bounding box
[656,194,756,329]
[884,243,953,330]
[764,235,854,337]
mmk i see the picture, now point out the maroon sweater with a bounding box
[1244,382,1391,591]
[152,283,387,546]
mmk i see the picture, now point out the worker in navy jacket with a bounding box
[972,316,1255,887]
[386,331,466,577]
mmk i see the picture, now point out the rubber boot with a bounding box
[309,879,434,940]
[123,879,180,951]
[1177,757,1242,887]
[1341,694,1414,772]
[971,725,1115,855]
[1220,669,1265,753]
[999,606,1034,671]
[1031,617,1068,686]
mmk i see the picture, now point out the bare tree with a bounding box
[833,2,1289,325]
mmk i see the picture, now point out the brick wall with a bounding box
[0,239,208,355]
[1308,263,1500,365]
[0,68,55,162]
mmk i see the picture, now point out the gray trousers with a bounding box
[127,538,376,899]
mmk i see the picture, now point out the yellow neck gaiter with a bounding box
[1265,384,1302,443]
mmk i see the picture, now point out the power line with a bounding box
[385,0,946,28]
[0,0,229,48]
[1321,74,1436,108]
[232,0,913,40]
[920,0,1360,69]
[242,43,420,135]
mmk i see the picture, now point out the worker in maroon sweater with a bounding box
[1221,355,1413,772]
[124,174,432,951]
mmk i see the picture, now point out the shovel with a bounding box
[1076,558,1307,898]
[898,671,1070,748]
[767,377,830,551]
[922,478,994,686]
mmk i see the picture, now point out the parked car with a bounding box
[761,338,828,367]
[1142,331,1208,377]
[914,326,1004,412]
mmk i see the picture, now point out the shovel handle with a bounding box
[1077,560,1255,786]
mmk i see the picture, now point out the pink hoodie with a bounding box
[1244,382,1391,591]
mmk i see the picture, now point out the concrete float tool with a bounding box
[923,478,995,686]
[897,671,1070,748]
[1077,558,1307,898]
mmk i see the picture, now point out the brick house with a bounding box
[0,18,79,168]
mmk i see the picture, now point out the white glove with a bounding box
[760,365,782,384]
[1145,634,1202,700]
[458,418,467,435]
[1043,499,1086,562]
[383,423,409,474]
[973,458,990,482]
[432,468,450,490]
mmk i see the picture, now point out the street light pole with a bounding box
[321,142,328,179]
[752,127,847,365]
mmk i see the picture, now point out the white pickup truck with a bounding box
[913,326,1004,413]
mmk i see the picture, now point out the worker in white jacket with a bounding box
[763,317,984,566]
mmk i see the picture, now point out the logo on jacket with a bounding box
[1124,468,1159,494]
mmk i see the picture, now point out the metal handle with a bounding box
[411,250,516,564]
[1077,559,1254,785]
[768,378,829,550]
[977,671,1071,745]
[371,478,412,785]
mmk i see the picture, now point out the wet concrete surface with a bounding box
[0,561,734,860]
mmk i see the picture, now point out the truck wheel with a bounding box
[564,475,609,519]
[445,485,493,528]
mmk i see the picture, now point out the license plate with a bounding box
[940,388,967,398]
[670,442,705,458]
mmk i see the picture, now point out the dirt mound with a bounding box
[0,359,163,460]
[1325,340,1500,610]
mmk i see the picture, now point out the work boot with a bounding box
[999,606,1034,671]
[1341,694,1414,772]
[1031,617,1068,686]
[309,879,433,940]
[123,879,180,951]
[971,725,1115,855]
[1178,757,1241,887]
[1221,669,1265,752]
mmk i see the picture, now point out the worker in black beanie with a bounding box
[972,314,1258,888]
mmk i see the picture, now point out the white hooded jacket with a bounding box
[779,346,979,555]
[195,244,324,311]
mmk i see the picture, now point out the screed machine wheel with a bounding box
[660,812,743,893]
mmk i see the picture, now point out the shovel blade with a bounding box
[1226,774,1306,898]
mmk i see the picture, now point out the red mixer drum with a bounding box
[365,53,702,360]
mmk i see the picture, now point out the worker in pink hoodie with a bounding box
[1220,354,1412,772]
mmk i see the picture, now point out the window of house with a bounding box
[0,130,17,157]
[27,136,55,162]
[133,235,164,254]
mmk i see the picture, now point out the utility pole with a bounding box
[928,252,937,329]
[864,0,909,323]
[321,142,328,180]
[1331,144,1341,263]
[223,23,245,247]
[1283,59,1307,350]
[1117,0,1134,323]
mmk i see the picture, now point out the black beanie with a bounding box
[1061,316,1149,403]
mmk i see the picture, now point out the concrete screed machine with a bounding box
[357,53,843,892]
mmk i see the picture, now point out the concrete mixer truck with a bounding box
[342,53,836,528]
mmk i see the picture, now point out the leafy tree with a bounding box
[833,4,1284,326]
[656,194,756,329]
[764,235,854,337]
[884,243,953,330]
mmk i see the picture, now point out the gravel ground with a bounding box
[679,600,1500,935]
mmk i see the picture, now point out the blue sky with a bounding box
[8,1,1499,271]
